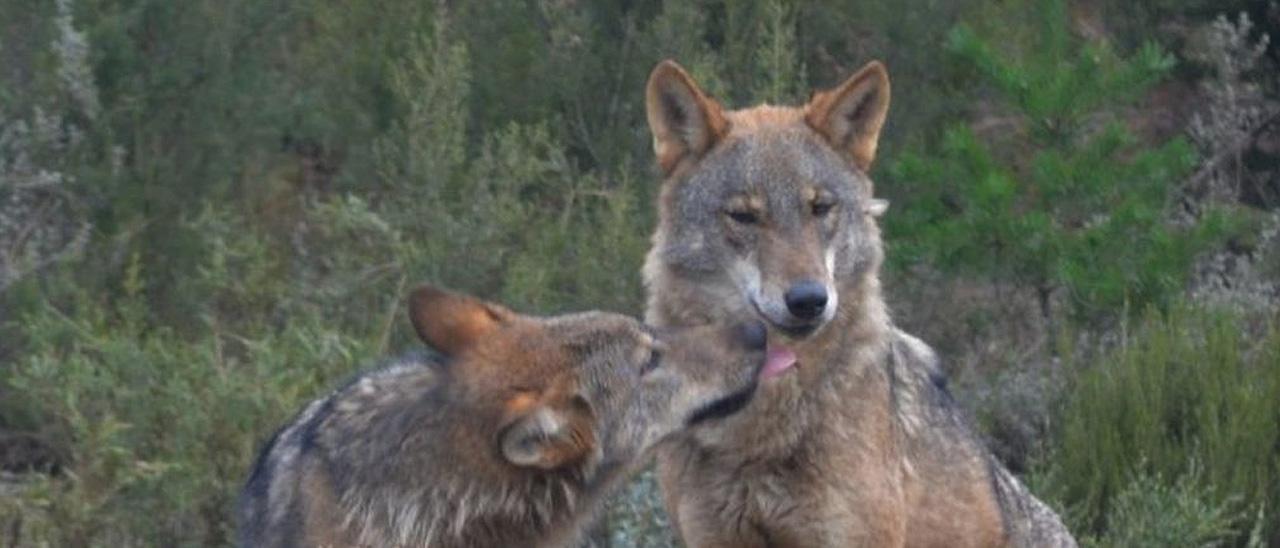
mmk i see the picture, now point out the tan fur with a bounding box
[643,60,1075,547]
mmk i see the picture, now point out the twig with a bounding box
[1184,109,1280,191]
[377,274,408,355]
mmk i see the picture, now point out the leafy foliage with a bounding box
[887,0,1231,321]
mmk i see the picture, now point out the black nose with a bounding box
[735,321,768,351]
[784,281,828,320]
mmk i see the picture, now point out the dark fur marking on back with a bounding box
[929,369,948,393]
[885,343,905,426]
[242,426,285,502]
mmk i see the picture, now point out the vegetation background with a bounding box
[1,0,1278,545]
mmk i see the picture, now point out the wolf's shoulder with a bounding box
[990,465,1079,547]
[236,349,448,545]
[878,326,977,443]
[310,348,449,432]
[888,328,949,396]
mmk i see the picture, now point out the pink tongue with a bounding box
[762,346,798,379]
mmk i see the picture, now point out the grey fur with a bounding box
[238,308,766,548]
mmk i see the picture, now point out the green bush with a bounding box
[886,0,1232,322]
[0,272,380,545]
[1041,306,1280,543]
[1082,468,1249,548]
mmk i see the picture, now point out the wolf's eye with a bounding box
[726,210,759,225]
[812,201,836,217]
[640,350,662,376]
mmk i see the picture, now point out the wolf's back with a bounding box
[235,351,443,548]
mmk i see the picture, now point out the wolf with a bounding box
[236,284,769,548]
[642,59,1077,547]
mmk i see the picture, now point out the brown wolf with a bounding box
[642,59,1077,547]
[236,284,768,548]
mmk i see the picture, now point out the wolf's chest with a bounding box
[691,463,905,546]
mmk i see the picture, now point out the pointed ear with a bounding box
[408,285,514,356]
[499,406,595,470]
[645,60,728,175]
[805,61,891,172]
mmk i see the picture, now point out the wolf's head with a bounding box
[408,285,766,473]
[643,60,891,374]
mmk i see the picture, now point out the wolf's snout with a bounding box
[784,281,828,320]
[734,320,768,351]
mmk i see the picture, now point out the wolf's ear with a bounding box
[408,285,514,356]
[499,406,595,470]
[646,60,727,175]
[805,61,891,172]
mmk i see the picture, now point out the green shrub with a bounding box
[1083,468,1247,548]
[1042,306,1280,543]
[0,300,378,545]
[886,0,1233,322]
[0,205,384,545]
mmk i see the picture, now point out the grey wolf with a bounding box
[642,59,1076,547]
[237,284,768,547]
